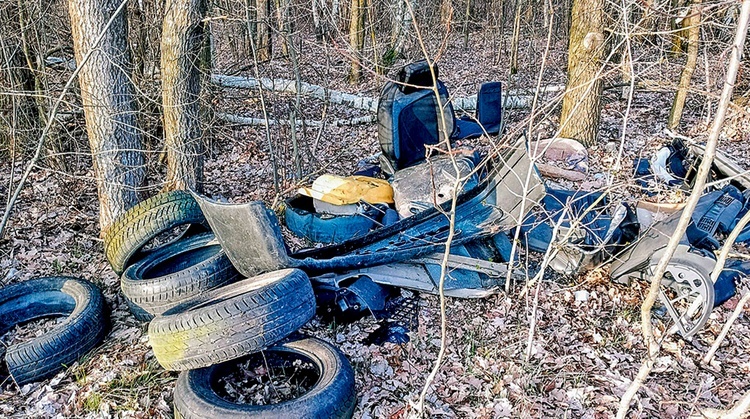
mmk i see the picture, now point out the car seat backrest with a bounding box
[378,61,456,172]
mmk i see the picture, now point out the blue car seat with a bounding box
[378,61,455,171]
[453,81,503,140]
[378,61,504,171]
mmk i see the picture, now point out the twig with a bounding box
[405,4,465,416]
[699,389,750,419]
[0,0,130,239]
[616,1,750,416]
[702,292,750,365]
[244,3,279,194]
[524,210,565,363]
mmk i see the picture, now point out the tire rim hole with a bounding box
[1,315,67,348]
[212,350,320,405]
[140,224,197,254]
[142,244,220,279]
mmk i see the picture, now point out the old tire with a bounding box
[173,337,356,419]
[121,232,240,317]
[103,190,207,275]
[148,268,315,371]
[124,296,154,322]
[0,276,108,385]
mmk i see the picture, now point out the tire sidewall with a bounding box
[174,337,355,418]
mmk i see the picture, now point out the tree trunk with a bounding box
[440,0,453,26]
[275,0,291,57]
[558,0,605,147]
[68,0,146,230]
[0,3,39,155]
[509,0,521,75]
[668,0,701,129]
[348,0,365,84]
[162,0,207,192]
[642,0,656,39]
[462,0,472,48]
[389,0,411,64]
[670,0,686,54]
[255,0,271,61]
[312,0,323,40]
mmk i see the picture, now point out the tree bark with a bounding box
[348,0,366,84]
[558,0,605,147]
[440,0,453,26]
[389,0,411,62]
[161,0,207,192]
[667,0,700,129]
[255,0,271,61]
[0,2,39,155]
[275,0,291,57]
[68,0,146,230]
[462,0,472,48]
[509,0,521,74]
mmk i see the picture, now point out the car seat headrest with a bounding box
[397,60,439,94]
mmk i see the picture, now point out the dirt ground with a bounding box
[2,27,750,419]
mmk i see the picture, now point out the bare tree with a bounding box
[667,0,701,129]
[255,0,272,61]
[68,0,146,230]
[0,2,40,156]
[162,0,208,192]
[348,0,366,83]
[558,0,606,146]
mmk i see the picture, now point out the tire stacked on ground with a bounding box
[172,336,357,419]
[146,267,355,418]
[105,191,357,417]
[0,276,109,385]
[103,191,240,320]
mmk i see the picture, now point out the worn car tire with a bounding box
[124,295,154,322]
[148,268,315,371]
[103,190,207,275]
[121,232,240,317]
[0,276,108,385]
[173,337,356,419]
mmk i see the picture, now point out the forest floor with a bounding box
[1,30,750,418]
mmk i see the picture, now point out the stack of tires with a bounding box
[104,191,356,418]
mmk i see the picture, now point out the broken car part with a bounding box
[298,174,393,209]
[609,213,718,338]
[0,276,108,385]
[148,269,315,371]
[313,242,520,299]
[690,142,750,190]
[685,184,745,251]
[530,137,589,173]
[284,195,387,244]
[172,336,356,419]
[378,60,455,172]
[391,154,478,219]
[523,189,640,275]
[311,274,394,322]
[453,81,504,139]
[377,60,504,173]
[365,293,420,345]
[191,138,544,285]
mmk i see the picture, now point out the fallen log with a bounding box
[211,74,564,112]
[211,74,379,113]
[216,112,376,127]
